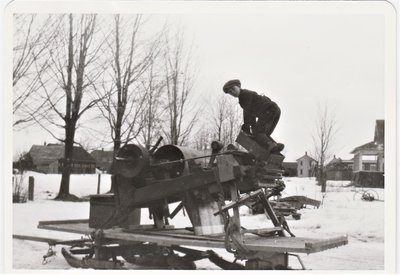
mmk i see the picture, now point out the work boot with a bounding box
[271,143,285,153]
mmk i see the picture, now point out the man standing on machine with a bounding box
[222,79,284,153]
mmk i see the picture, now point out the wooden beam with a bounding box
[128,170,216,208]
[236,132,271,161]
[13,234,60,244]
[37,220,348,254]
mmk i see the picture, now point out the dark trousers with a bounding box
[253,104,281,136]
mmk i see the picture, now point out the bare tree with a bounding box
[311,103,337,192]
[139,63,165,149]
[223,98,242,145]
[30,14,104,200]
[193,124,212,152]
[209,94,242,146]
[211,95,228,142]
[162,29,198,145]
[13,14,61,127]
[97,15,160,158]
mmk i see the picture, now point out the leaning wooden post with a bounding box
[28,176,34,201]
[97,173,101,194]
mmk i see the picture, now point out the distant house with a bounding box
[350,120,384,188]
[282,162,297,177]
[326,155,353,180]
[351,120,384,172]
[90,149,114,172]
[296,152,317,177]
[28,144,96,174]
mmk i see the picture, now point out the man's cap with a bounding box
[223,79,241,93]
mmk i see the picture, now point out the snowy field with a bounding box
[12,172,384,270]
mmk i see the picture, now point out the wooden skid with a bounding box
[236,132,271,161]
[279,196,321,209]
[38,219,348,254]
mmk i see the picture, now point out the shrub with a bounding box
[12,172,27,203]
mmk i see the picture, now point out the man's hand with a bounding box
[241,124,252,135]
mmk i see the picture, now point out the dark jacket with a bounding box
[238,89,278,126]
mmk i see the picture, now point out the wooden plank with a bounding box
[38,220,93,235]
[243,235,349,253]
[242,227,283,235]
[229,182,242,242]
[125,229,224,242]
[236,132,271,161]
[37,220,348,254]
[13,234,60,243]
[130,170,216,208]
[125,224,175,230]
[305,236,349,253]
[38,219,89,226]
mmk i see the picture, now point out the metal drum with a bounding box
[113,144,150,178]
[152,145,204,179]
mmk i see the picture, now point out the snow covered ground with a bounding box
[12,172,384,270]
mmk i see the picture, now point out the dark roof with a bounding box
[350,141,382,154]
[90,150,114,160]
[282,162,297,169]
[327,157,353,166]
[327,157,342,166]
[29,144,95,166]
[341,159,353,163]
[374,120,384,144]
[90,150,114,171]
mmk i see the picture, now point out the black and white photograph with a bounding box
[2,0,397,273]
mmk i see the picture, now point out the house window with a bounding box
[300,161,303,166]
[300,169,303,175]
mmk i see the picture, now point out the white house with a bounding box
[296,152,317,178]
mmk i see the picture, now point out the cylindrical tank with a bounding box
[113,144,150,178]
[152,145,204,179]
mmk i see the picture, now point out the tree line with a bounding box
[13,14,243,199]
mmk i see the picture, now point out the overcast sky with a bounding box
[11,2,389,162]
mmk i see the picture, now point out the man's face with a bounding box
[227,85,240,97]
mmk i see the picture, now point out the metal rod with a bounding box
[13,234,91,246]
[150,150,238,167]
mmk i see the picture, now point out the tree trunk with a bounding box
[321,167,327,192]
[109,120,122,193]
[56,121,79,200]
